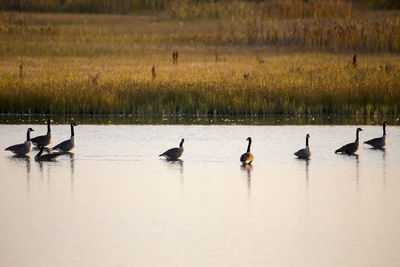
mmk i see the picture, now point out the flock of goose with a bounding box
[5,119,77,162]
[5,119,388,164]
[158,122,388,165]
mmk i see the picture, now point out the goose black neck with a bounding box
[247,139,252,152]
[27,129,31,141]
[356,129,360,142]
[179,139,184,147]
[37,146,44,157]
[47,119,51,133]
[306,136,309,147]
[383,123,386,135]
[71,124,75,137]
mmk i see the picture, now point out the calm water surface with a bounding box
[1,124,399,267]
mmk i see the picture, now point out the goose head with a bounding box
[26,128,34,141]
[246,137,252,142]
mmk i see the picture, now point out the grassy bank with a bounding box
[0,12,399,116]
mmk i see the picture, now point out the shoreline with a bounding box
[0,113,398,125]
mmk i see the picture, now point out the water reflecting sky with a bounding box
[0,124,399,266]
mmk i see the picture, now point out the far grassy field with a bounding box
[0,7,399,116]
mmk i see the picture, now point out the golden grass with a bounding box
[0,12,399,116]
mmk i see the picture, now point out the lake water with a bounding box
[1,123,400,267]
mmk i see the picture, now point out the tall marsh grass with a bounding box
[0,12,399,116]
[4,0,400,15]
[168,0,357,20]
[1,52,399,116]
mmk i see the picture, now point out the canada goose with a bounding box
[335,128,363,154]
[35,145,62,162]
[159,139,184,160]
[364,121,388,149]
[31,118,52,147]
[294,134,311,159]
[5,128,34,155]
[240,137,254,165]
[51,123,77,152]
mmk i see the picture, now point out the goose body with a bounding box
[35,146,62,162]
[5,128,34,155]
[335,128,363,154]
[364,122,387,149]
[240,137,254,165]
[31,118,52,147]
[52,123,77,152]
[295,134,311,159]
[159,139,184,160]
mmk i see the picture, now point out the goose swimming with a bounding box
[31,118,52,147]
[51,123,77,152]
[240,137,254,165]
[335,128,363,155]
[364,121,388,149]
[35,145,63,162]
[294,134,311,159]
[159,139,184,160]
[5,128,34,155]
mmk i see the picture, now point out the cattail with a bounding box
[151,64,156,80]
[172,50,179,64]
[19,64,23,78]
[352,54,357,68]
[215,51,218,62]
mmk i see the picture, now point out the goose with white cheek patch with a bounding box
[52,123,77,152]
[364,121,388,149]
[240,137,254,165]
[295,134,311,159]
[335,128,363,155]
[5,128,34,155]
[31,118,52,148]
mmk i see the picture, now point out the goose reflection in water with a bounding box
[343,153,361,192]
[367,147,386,188]
[296,158,310,192]
[241,164,253,198]
[10,155,31,196]
[163,158,184,193]
[63,152,75,196]
[164,158,184,171]
[381,148,386,188]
